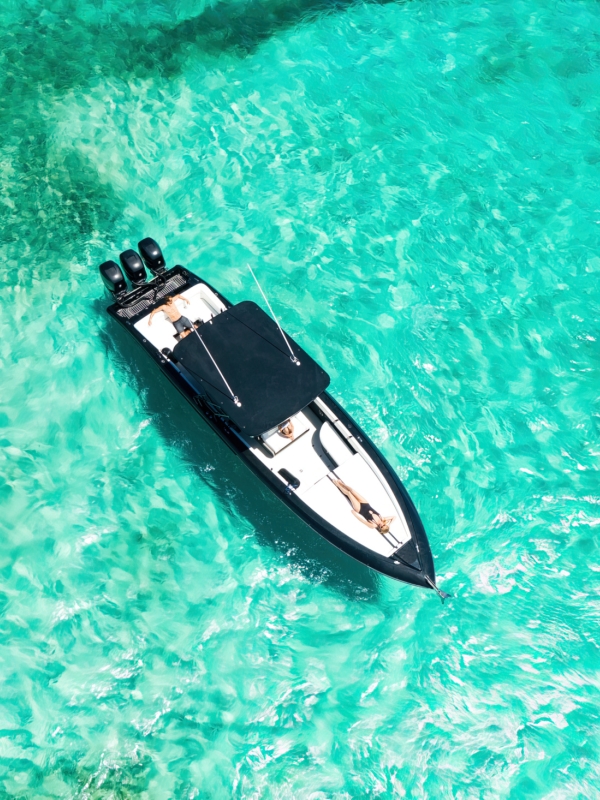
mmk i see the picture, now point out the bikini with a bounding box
[358,502,380,524]
[334,478,381,526]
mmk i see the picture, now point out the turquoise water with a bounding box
[1,0,600,795]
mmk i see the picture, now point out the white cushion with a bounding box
[261,414,310,455]
[136,314,178,350]
[319,421,353,466]
[134,291,218,351]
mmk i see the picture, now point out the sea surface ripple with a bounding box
[0,0,599,796]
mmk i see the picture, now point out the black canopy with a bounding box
[173,301,330,436]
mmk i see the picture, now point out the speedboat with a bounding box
[99,238,448,598]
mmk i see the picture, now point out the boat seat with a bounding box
[260,414,310,455]
[319,421,353,466]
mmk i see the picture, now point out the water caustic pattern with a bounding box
[0,0,599,795]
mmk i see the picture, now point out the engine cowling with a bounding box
[120,249,147,284]
[138,237,165,274]
[99,260,127,295]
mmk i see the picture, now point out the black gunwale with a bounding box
[105,266,436,591]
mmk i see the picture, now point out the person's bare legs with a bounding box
[332,478,368,512]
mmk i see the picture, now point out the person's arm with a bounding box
[352,510,376,528]
[173,293,190,305]
[148,305,165,325]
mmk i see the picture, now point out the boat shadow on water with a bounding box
[98,311,381,603]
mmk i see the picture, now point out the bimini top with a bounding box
[172,300,330,436]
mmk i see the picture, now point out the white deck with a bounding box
[249,408,411,556]
[250,407,332,497]
[134,283,226,352]
[134,284,412,559]
[301,473,393,556]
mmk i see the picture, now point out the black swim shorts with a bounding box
[173,316,194,334]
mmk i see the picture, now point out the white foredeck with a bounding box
[303,484,390,555]
[249,407,411,556]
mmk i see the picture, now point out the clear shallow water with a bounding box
[1,0,599,795]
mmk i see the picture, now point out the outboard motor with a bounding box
[99,260,127,296]
[138,237,166,275]
[119,249,147,284]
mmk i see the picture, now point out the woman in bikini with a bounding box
[278,419,295,440]
[331,478,395,534]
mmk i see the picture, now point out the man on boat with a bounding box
[148,294,195,338]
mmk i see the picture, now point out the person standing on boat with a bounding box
[331,478,394,534]
[148,294,195,338]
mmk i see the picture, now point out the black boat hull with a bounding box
[105,266,436,591]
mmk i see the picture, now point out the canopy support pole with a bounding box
[247,264,301,366]
[191,327,241,407]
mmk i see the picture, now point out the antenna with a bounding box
[191,327,241,407]
[247,264,301,366]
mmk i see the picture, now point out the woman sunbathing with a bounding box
[331,477,395,534]
[278,419,295,440]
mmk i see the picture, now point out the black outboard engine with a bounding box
[119,249,147,284]
[138,237,166,275]
[99,260,127,296]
